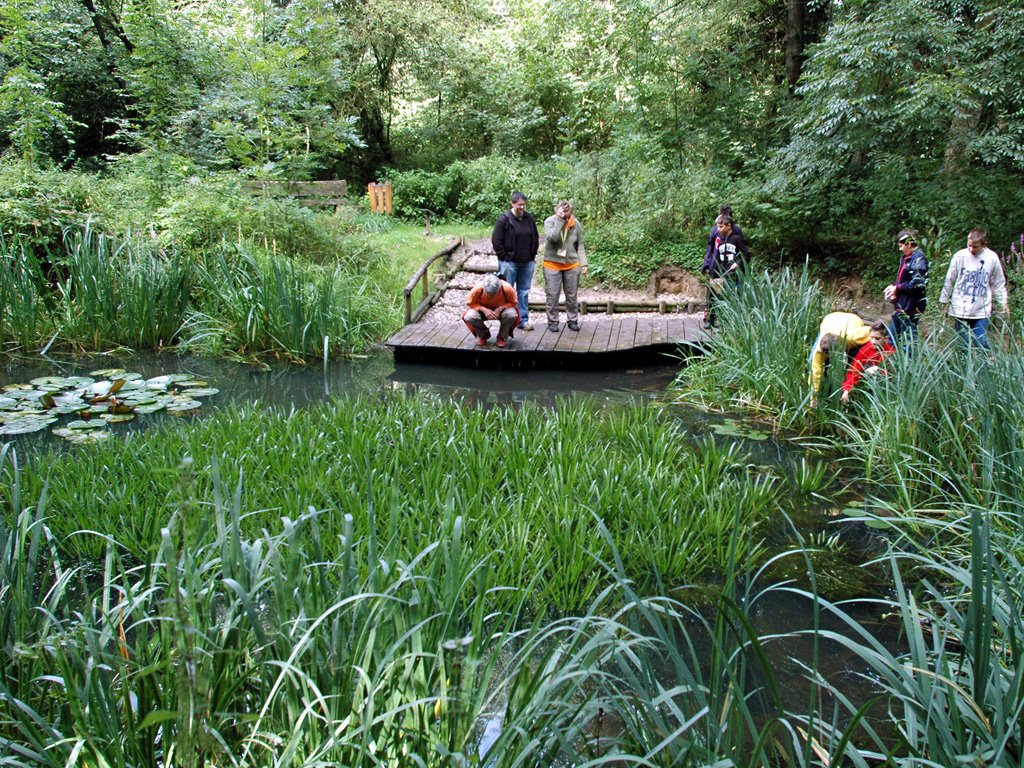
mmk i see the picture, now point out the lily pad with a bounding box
[183,388,219,398]
[53,427,112,443]
[89,368,127,379]
[30,376,74,388]
[100,413,136,423]
[0,416,57,435]
[133,403,166,414]
[166,399,202,412]
[145,374,195,390]
[64,376,96,388]
[6,389,49,401]
[53,404,88,415]
[65,420,106,431]
[711,419,770,441]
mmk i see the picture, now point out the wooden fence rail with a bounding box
[403,238,463,325]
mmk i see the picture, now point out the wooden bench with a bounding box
[244,180,348,208]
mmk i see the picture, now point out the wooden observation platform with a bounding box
[383,237,709,369]
[385,315,707,369]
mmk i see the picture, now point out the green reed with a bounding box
[182,241,387,360]
[787,503,1024,767]
[58,223,193,349]
[0,445,821,767]
[12,395,780,613]
[0,236,51,350]
[835,322,1024,514]
[675,266,828,426]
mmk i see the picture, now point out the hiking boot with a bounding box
[567,320,580,332]
[476,336,488,346]
[547,322,560,332]
[518,322,534,331]
[496,337,507,348]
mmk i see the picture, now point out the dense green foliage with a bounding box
[3,0,1022,286]
[6,386,1024,763]
[7,397,785,610]
[0,224,391,359]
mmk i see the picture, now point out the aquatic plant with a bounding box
[181,241,388,361]
[835,324,1024,515]
[10,395,779,610]
[0,370,217,441]
[58,223,193,349]
[793,504,1024,766]
[0,236,49,351]
[675,266,828,426]
[0,445,803,767]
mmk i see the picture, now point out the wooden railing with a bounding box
[403,238,463,324]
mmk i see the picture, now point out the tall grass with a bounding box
[675,266,828,425]
[58,223,193,349]
[0,222,403,359]
[790,504,1024,766]
[0,443,826,767]
[0,237,49,350]
[180,241,388,360]
[835,322,1024,513]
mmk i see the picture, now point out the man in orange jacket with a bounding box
[463,274,519,348]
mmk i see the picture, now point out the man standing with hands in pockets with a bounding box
[492,191,539,331]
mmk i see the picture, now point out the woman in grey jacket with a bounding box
[542,200,587,332]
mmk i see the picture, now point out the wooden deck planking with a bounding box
[385,315,708,366]
[570,320,599,353]
[587,319,615,354]
[614,318,639,351]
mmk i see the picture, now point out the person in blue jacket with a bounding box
[884,228,929,349]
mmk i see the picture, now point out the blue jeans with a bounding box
[953,316,990,349]
[890,311,919,352]
[498,260,535,326]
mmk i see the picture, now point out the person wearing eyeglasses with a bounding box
[939,228,1010,350]
[884,228,929,350]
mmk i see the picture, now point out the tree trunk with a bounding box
[785,0,805,95]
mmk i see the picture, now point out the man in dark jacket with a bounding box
[492,191,540,330]
[885,228,929,349]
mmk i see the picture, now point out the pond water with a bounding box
[1,347,896,743]
[0,349,792,463]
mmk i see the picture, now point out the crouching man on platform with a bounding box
[463,274,519,348]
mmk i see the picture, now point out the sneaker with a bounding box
[518,322,534,331]
[476,336,488,346]
[567,320,580,332]
[547,322,560,332]
[496,337,507,348]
